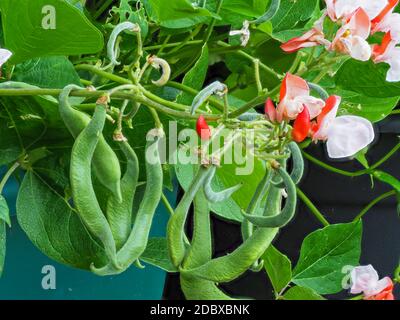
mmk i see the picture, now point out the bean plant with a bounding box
[0,0,399,300]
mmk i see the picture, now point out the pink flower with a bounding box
[326,0,388,21]
[281,15,330,53]
[350,265,394,299]
[312,95,375,158]
[331,8,372,61]
[372,32,400,82]
[277,73,325,122]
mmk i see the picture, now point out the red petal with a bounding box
[372,0,399,28]
[196,115,211,140]
[373,32,393,58]
[265,98,277,122]
[292,106,311,143]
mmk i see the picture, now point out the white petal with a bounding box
[0,49,12,67]
[359,0,388,20]
[326,115,374,159]
[334,0,361,19]
[364,277,393,297]
[342,36,372,61]
[297,96,325,119]
[350,265,380,295]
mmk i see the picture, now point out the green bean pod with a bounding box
[181,190,235,300]
[106,141,139,250]
[272,142,304,188]
[167,166,211,268]
[70,104,118,266]
[59,85,122,201]
[242,168,297,228]
[204,166,242,203]
[91,129,164,275]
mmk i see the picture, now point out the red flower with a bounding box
[196,115,211,140]
[365,279,395,301]
[292,106,311,143]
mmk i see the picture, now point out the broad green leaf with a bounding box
[373,171,400,192]
[141,238,178,272]
[263,245,292,293]
[270,0,319,33]
[0,195,10,277]
[0,0,104,64]
[0,196,11,227]
[335,89,399,123]
[17,171,108,270]
[0,222,5,277]
[177,45,209,105]
[13,56,81,89]
[283,286,325,300]
[292,221,362,295]
[0,120,22,166]
[143,0,216,29]
[335,60,400,98]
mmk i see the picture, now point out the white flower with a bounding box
[229,20,250,47]
[350,265,392,298]
[0,49,12,68]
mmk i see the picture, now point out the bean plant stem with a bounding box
[0,162,20,194]
[353,190,396,222]
[296,187,330,227]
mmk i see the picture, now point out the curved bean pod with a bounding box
[59,85,122,201]
[70,103,118,266]
[203,166,242,203]
[242,168,297,228]
[167,165,211,267]
[181,190,236,300]
[272,142,304,188]
[91,129,164,275]
[106,141,139,250]
[191,82,227,115]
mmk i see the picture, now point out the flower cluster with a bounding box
[267,74,375,159]
[350,265,395,300]
[282,0,400,82]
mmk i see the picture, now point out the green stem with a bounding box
[296,187,330,227]
[203,0,224,43]
[93,0,114,19]
[75,64,131,85]
[353,190,396,222]
[216,41,282,79]
[143,40,203,51]
[254,59,263,94]
[0,162,20,194]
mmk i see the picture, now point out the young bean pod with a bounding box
[106,141,139,250]
[167,165,212,268]
[203,166,242,203]
[181,190,235,300]
[70,102,118,267]
[91,129,164,275]
[272,142,304,188]
[242,167,297,228]
[59,85,122,201]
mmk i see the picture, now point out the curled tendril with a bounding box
[107,22,141,66]
[148,55,171,87]
[191,81,228,115]
[203,166,242,203]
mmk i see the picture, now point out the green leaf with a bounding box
[0,120,22,166]
[373,171,400,192]
[0,196,11,227]
[263,245,292,293]
[140,238,178,272]
[292,221,362,295]
[13,56,81,89]
[143,0,216,29]
[177,45,209,105]
[270,0,319,33]
[335,89,399,123]
[0,0,104,64]
[0,222,5,277]
[283,286,325,300]
[335,60,400,98]
[16,171,108,270]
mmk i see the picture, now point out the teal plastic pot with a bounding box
[0,168,174,300]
